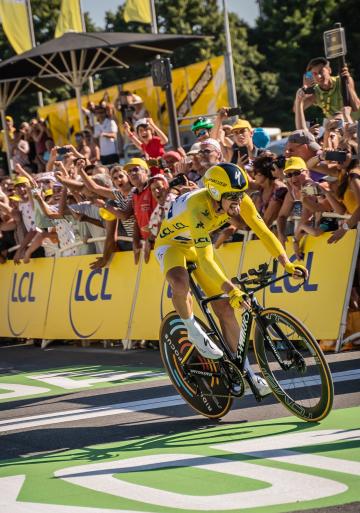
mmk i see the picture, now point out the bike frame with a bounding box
[186,263,297,375]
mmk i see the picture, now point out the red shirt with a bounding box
[132,185,157,240]
[141,136,165,158]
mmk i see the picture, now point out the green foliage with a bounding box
[2,0,360,131]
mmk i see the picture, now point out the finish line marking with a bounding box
[1,369,359,433]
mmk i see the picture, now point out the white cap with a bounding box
[187,142,201,155]
[131,94,143,105]
[134,118,149,130]
[200,138,221,153]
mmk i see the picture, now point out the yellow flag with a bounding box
[124,0,151,24]
[0,0,32,54]
[55,0,82,38]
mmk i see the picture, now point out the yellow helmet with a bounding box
[204,162,248,201]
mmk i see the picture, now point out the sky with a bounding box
[82,0,259,28]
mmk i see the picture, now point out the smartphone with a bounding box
[302,86,315,94]
[239,146,249,157]
[226,107,242,117]
[304,71,313,79]
[169,173,187,188]
[147,158,160,166]
[57,147,68,156]
[324,150,347,163]
[301,184,319,196]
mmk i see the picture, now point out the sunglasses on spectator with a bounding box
[222,191,244,201]
[286,170,303,178]
[127,166,143,173]
[195,129,209,137]
[199,149,215,155]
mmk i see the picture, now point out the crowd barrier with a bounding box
[0,227,359,350]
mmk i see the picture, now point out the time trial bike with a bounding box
[159,261,334,421]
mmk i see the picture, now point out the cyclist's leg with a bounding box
[155,244,223,359]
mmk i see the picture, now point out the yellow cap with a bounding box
[99,207,116,221]
[44,189,53,198]
[231,119,252,131]
[284,157,307,174]
[13,176,30,186]
[123,157,149,171]
[9,195,21,202]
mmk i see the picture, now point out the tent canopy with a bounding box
[0,32,206,84]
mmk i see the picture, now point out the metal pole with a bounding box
[75,85,84,130]
[0,108,13,175]
[150,0,158,34]
[25,0,43,107]
[223,0,237,107]
[79,0,94,94]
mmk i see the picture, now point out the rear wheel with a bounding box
[159,311,233,419]
[254,308,333,422]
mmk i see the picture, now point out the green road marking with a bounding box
[0,364,166,403]
[0,406,359,512]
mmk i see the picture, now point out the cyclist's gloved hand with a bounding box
[228,288,247,309]
[285,262,308,280]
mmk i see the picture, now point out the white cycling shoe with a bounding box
[254,375,272,397]
[187,325,223,360]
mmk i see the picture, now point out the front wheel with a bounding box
[159,311,233,419]
[254,308,333,422]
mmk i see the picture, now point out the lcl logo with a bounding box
[7,272,36,336]
[69,268,112,338]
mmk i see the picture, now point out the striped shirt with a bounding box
[112,187,135,238]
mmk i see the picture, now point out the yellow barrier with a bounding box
[0,232,357,341]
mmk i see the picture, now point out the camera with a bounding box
[169,174,187,188]
[302,86,316,95]
[226,107,242,117]
[324,150,347,163]
[57,146,68,156]
[301,184,320,196]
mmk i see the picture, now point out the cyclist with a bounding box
[154,162,308,395]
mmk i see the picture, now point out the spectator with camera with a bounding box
[296,57,360,120]
[191,117,215,143]
[229,119,256,165]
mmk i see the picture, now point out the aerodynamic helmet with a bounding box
[204,162,248,201]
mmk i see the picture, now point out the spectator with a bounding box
[191,117,215,142]
[0,115,16,172]
[196,138,222,187]
[129,94,149,125]
[229,119,256,164]
[285,129,323,181]
[252,154,288,227]
[297,57,360,119]
[94,105,119,165]
[124,117,168,174]
[83,130,100,164]
[123,158,157,263]
[74,131,91,160]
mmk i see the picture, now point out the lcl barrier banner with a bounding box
[37,56,228,145]
[0,233,356,341]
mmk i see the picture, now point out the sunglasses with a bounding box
[199,149,215,155]
[127,166,143,173]
[195,129,209,137]
[222,191,244,201]
[286,170,303,178]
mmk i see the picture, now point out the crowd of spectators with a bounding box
[0,57,359,348]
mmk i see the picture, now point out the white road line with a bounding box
[1,369,359,433]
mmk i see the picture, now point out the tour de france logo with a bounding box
[69,266,112,338]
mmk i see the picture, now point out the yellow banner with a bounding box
[240,231,357,340]
[0,0,32,54]
[0,258,54,338]
[55,0,82,38]
[123,0,151,24]
[38,56,228,145]
[0,233,355,341]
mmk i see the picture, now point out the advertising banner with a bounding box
[0,233,356,341]
[38,56,228,144]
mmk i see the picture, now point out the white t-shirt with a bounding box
[94,118,118,156]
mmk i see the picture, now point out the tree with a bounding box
[252,0,360,129]
[102,0,278,126]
